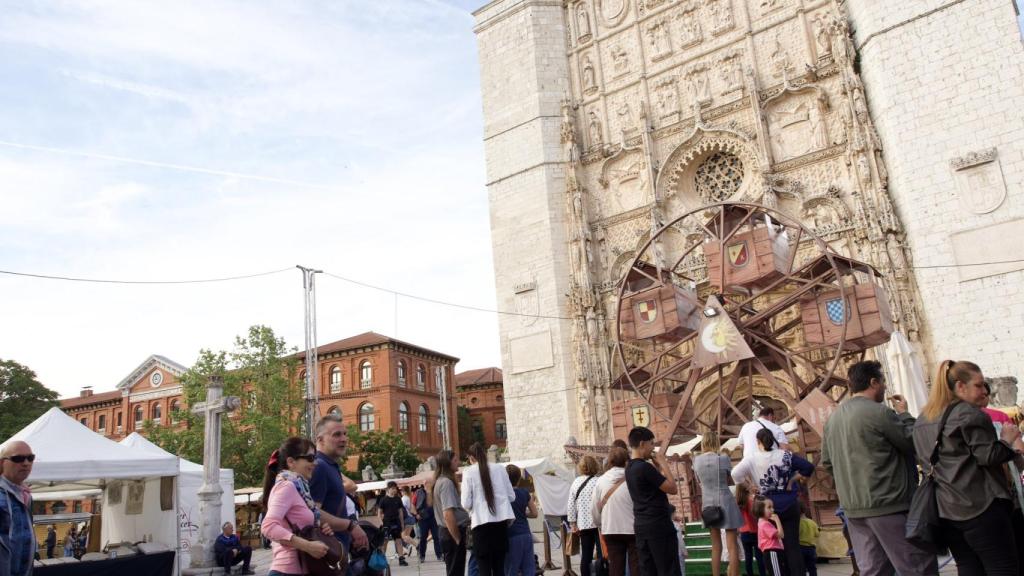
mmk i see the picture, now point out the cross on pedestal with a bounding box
[188,375,241,569]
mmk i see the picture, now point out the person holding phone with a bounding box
[626,426,680,576]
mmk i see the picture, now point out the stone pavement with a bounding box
[241,535,955,576]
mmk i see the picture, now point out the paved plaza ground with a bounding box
[239,532,955,576]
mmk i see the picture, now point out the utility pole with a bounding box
[297,265,322,439]
[436,366,452,451]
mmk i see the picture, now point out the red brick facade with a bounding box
[455,367,506,449]
[305,332,460,466]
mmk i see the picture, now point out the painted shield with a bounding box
[825,298,848,325]
[727,241,749,267]
[635,299,658,324]
[631,405,650,427]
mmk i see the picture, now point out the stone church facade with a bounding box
[473,0,1024,459]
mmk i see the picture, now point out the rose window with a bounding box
[695,152,744,203]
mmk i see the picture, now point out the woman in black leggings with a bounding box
[460,442,516,576]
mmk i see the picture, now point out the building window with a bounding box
[496,418,507,440]
[152,404,162,424]
[73,501,82,514]
[98,414,106,433]
[116,411,123,431]
[416,365,426,391]
[328,406,341,418]
[435,366,445,394]
[472,419,483,439]
[397,361,407,387]
[170,400,182,423]
[496,395,503,402]
[360,361,372,389]
[695,151,744,203]
[359,403,375,431]
[80,417,87,426]
[399,402,409,431]
[134,405,144,426]
[330,366,342,394]
[418,405,428,432]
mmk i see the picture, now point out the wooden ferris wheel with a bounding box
[613,202,895,445]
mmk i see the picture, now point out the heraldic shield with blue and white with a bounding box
[825,298,848,325]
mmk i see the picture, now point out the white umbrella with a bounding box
[882,331,929,416]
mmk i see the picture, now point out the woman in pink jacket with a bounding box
[260,437,333,576]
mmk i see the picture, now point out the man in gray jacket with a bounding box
[822,361,936,576]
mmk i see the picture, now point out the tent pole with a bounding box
[175,466,182,575]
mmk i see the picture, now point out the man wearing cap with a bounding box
[0,441,36,576]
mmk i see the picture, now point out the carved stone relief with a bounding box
[647,18,673,61]
[595,0,629,28]
[600,150,650,215]
[768,34,793,78]
[951,148,1006,215]
[588,110,604,149]
[767,93,829,161]
[707,0,735,35]
[610,43,631,78]
[653,76,681,120]
[686,63,713,108]
[718,52,744,94]
[812,13,832,58]
[759,0,787,15]
[675,5,704,49]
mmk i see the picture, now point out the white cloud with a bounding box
[0,0,501,398]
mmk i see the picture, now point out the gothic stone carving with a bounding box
[675,5,704,48]
[707,0,735,35]
[686,63,713,107]
[767,93,829,161]
[951,147,1006,214]
[576,3,593,42]
[647,18,673,61]
[581,54,598,94]
[654,76,682,119]
[596,0,629,28]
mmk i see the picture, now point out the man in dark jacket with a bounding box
[214,522,253,575]
[414,484,442,562]
[822,361,936,576]
[44,527,55,559]
[0,441,36,576]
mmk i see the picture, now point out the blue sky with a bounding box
[0,0,501,398]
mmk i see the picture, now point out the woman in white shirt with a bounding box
[460,442,516,576]
[568,455,601,576]
[591,447,637,576]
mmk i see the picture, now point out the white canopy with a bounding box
[457,458,574,517]
[2,408,178,491]
[119,433,234,570]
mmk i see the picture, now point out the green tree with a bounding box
[457,406,475,456]
[348,426,420,477]
[0,360,60,439]
[146,325,303,487]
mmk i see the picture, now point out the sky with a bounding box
[0,0,503,399]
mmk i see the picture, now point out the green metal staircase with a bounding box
[684,522,759,576]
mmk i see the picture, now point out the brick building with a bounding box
[455,367,506,449]
[303,332,461,466]
[61,355,188,441]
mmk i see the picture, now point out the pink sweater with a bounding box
[261,480,316,574]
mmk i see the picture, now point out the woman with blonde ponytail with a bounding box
[912,360,1023,576]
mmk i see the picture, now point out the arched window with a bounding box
[170,399,182,423]
[399,402,409,431]
[330,366,342,394]
[416,365,426,391]
[360,361,373,388]
[359,403,375,431]
[397,361,407,386]
[328,406,341,418]
[419,405,428,432]
[134,405,144,426]
[496,418,508,440]
[152,403,162,424]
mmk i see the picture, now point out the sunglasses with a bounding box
[293,454,316,463]
[4,454,35,463]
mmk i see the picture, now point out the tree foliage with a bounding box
[457,406,476,456]
[347,424,420,477]
[146,325,303,487]
[0,360,60,439]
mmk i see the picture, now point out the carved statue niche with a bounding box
[616,100,635,142]
[813,14,832,57]
[594,387,610,438]
[718,53,743,94]
[577,3,592,41]
[654,77,680,119]
[611,44,630,77]
[589,111,604,149]
[687,64,712,107]
[600,149,649,215]
[577,385,594,435]
[581,56,597,94]
[676,8,703,47]
[769,35,792,78]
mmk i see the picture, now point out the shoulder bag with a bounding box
[905,401,958,554]
[700,455,725,527]
[290,520,347,576]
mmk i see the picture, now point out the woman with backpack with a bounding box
[567,455,601,576]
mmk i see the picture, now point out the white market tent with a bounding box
[120,433,234,569]
[1,407,180,555]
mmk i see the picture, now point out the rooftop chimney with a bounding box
[80,386,93,398]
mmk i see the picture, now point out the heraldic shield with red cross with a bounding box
[635,299,658,324]
[727,241,749,267]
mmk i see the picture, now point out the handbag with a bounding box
[291,522,348,576]
[905,401,958,554]
[368,549,388,572]
[700,454,725,527]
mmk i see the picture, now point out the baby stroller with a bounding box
[349,521,390,576]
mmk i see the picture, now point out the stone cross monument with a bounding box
[188,375,241,569]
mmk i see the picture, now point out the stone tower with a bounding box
[474,0,1024,460]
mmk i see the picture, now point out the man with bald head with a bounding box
[0,440,37,576]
